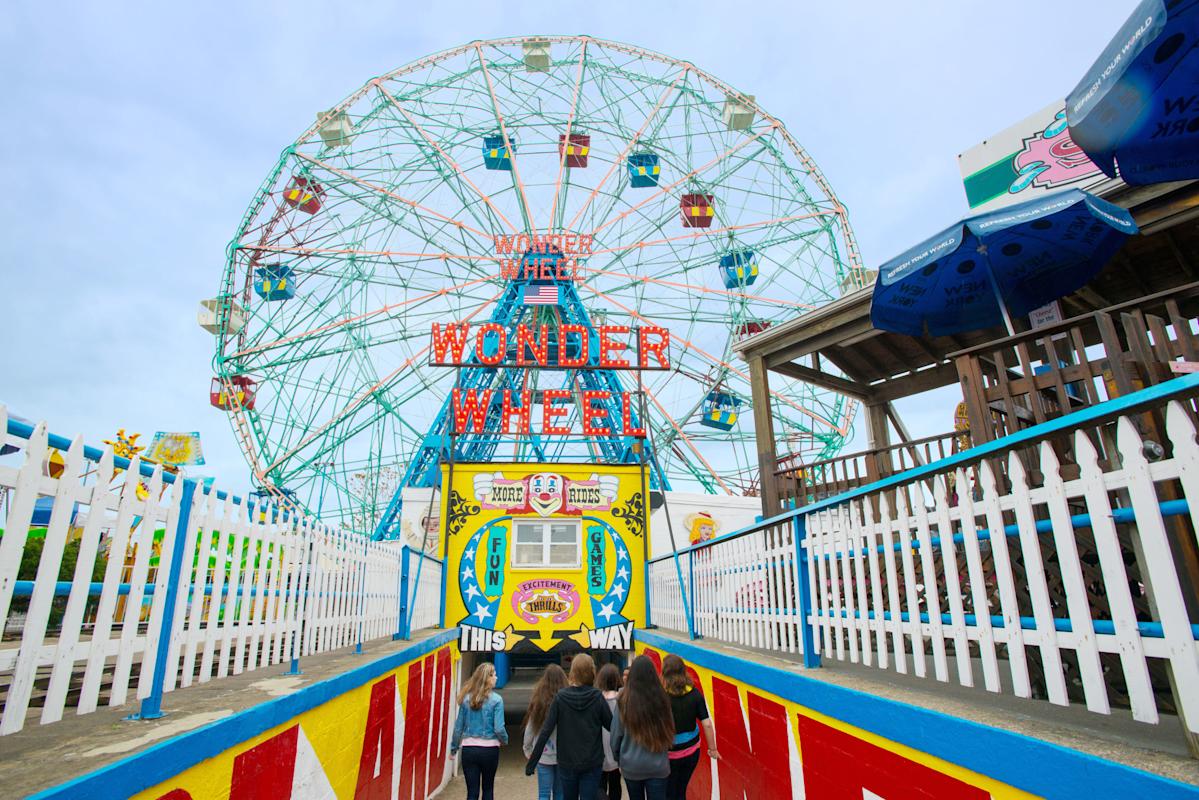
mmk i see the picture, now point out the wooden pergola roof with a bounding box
[734,178,1199,512]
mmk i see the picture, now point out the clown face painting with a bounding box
[529,472,564,516]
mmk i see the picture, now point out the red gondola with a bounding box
[680,194,715,228]
[283,176,324,215]
[210,376,258,411]
[559,134,590,168]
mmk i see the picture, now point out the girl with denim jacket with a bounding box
[523,664,568,800]
[451,663,508,800]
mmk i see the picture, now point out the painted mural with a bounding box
[133,644,458,800]
[444,462,646,653]
[636,644,1036,800]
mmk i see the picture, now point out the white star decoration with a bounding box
[463,584,481,602]
[463,547,476,561]
[473,603,493,622]
[610,582,627,601]
[597,601,616,621]
[461,565,475,581]
[616,565,629,581]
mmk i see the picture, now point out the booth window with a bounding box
[513,519,581,568]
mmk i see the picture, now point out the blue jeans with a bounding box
[537,762,563,800]
[558,764,602,800]
[624,777,667,800]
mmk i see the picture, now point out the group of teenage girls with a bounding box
[450,652,718,800]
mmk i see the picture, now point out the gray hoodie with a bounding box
[609,705,670,781]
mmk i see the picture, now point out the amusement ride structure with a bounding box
[201,36,864,537]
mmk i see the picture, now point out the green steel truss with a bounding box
[213,36,862,533]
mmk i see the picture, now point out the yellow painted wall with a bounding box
[636,643,1038,800]
[131,643,458,800]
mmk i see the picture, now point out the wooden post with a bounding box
[750,356,780,515]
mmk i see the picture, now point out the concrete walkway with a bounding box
[441,723,535,799]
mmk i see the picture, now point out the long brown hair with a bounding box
[458,662,496,710]
[595,663,622,693]
[617,655,673,752]
[661,654,693,696]
[523,664,568,731]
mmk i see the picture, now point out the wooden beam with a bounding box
[749,355,780,515]
[823,346,878,383]
[764,316,876,368]
[771,360,875,401]
[1074,284,1111,310]
[1165,230,1197,279]
[1119,252,1152,296]
[871,361,962,402]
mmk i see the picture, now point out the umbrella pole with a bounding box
[980,247,1017,337]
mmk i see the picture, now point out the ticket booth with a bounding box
[443,463,647,677]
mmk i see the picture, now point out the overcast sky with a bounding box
[0,1,1138,495]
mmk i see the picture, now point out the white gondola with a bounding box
[523,39,551,72]
[722,94,756,131]
[316,108,354,148]
[198,298,246,335]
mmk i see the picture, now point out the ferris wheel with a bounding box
[203,36,864,536]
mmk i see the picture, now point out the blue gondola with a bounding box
[627,153,660,187]
[700,391,742,431]
[483,134,516,170]
[254,265,296,301]
[718,250,758,288]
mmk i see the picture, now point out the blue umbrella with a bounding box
[871,189,1138,338]
[1066,0,1199,185]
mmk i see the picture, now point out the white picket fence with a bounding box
[649,380,1199,735]
[649,519,803,654]
[404,548,444,635]
[0,406,435,735]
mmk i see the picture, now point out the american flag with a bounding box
[522,285,561,305]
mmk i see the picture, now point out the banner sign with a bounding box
[958,100,1107,212]
[445,462,646,653]
[145,431,206,467]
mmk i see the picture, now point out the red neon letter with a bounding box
[499,259,520,280]
[502,390,533,434]
[638,326,670,369]
[452,389,492,434]
[599,325,631,368]
[581,390,612,436]
[475,323,506,366]
[621,392,645,437]
[430,323,470,365]
[559,324,589,368]
[494,235,514,254]
[542,389,572,435]
[516,324,549,366]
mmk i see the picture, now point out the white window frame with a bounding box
[511,517,582,569]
